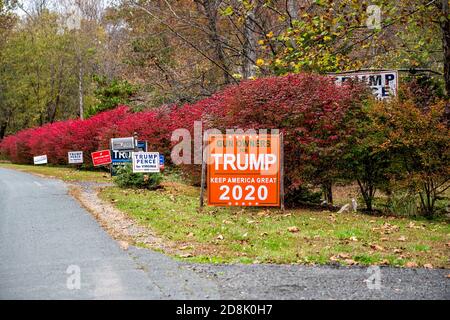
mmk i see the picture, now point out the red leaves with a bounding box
[0,73,365,183]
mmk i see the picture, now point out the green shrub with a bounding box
[114,163,162,190]
[285,186,322,206]
[385,190,420,217]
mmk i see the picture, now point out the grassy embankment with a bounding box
[0,163,111,183]
[2,163,449,268]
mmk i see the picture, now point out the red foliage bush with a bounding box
[0,73,366,199]
[168,73,366,191]
[203,73,366,193]
[0,105,175,167]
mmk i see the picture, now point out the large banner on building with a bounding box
[207,134,281,207]
[334,70,398,99]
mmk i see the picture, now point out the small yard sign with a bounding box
[34,155,48,165]
[334,70,398,99]
[91,150,112,167]
[206,134,282,207]
[159,154,165,171]
[68,151,83,164]
[132,152,160,173]
[111,137,136,150]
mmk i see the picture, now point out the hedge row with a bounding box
[0,73,365,194]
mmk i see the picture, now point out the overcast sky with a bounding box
[14,0,116,18]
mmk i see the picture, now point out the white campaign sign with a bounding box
[132,152,160,173]
[334,70,398,99]
[34,155,48,165]
[68,151,84,164]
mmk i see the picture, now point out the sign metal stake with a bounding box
[200,135,207,209]
[280,133,285,212]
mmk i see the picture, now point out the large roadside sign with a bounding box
[68,151,83,164]
[34,155,48,165]
[334,70,398,99]
[91,150,112,167]
[132,152,160,173]
[206,134,282,207]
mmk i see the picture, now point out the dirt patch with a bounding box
[68,183,184,255]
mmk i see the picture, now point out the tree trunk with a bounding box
[0,120,7,140]
[323,180,333,204]
[286,0,299,26]
[442,0,450,96]
[78,57,84,120]
[200,0,231,84]
[357,179,374,212]
[242,2,258,79]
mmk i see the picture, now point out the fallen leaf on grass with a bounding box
[330,253,353,263]
[288,226,300,233]
[393,248,403,254]
[424,263,434,269]
[217,234,224,240]
[372,223,400,235]
[257,211,269,217]
[344,259,357,266]
[187,232,195,238]
[370,244,385,251]
[222,220,234,225]
[398,236,407,242]
[349,236,358,242]
[260,232,268,237]
[180,253,193,258]
[408,222,425,230]
[406,262,418,268]
[338,253,351,259]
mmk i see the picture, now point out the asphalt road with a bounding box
[0,168,448,300]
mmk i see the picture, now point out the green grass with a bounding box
[0,163,111,183]
[99,181,450,268]
[3,162,449,268]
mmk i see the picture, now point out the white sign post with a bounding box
[68,151,84,164]
[132,152,160,173]
[34,155,48,165]
[334,70,398,99]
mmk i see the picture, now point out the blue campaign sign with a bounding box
[111,141,147,175]
[160,155,165,168]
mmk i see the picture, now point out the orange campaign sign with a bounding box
[206,133,282,207]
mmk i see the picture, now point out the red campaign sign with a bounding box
[91,150,112,167]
